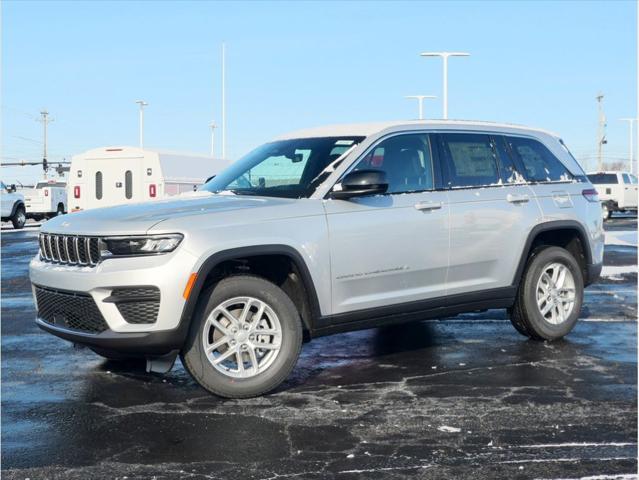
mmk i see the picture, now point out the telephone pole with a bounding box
[135,100,148,148]
[620,118,636,174]
[221,42,227,160]
[405,95,437,120]
[38,109,53,176]
[596,93,607,171]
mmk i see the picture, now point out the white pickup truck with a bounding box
[23,180,67,221]
[1,181,26,229]
[587,171,638,220]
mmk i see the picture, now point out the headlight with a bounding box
[99,234,183,258]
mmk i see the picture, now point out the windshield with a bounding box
[201,136,365,198]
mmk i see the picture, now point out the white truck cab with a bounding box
[24,180,67,221]
[587,171,638,219]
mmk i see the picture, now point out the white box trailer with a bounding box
[67,147,223,211]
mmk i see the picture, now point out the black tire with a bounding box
[180,275,303,398]
[510,246,584,341]
[602,203,612,221]
[56,203,65,216]
[11,205,26,229]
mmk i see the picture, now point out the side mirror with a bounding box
[9,184,16,193]
[329,169,388,200]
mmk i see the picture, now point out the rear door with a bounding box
[437,132,540,295]
[325,132,450,315]
[86,158,143,209]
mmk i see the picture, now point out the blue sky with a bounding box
[2,0,636,184]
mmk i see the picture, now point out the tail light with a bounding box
[74,186,81,198]
[44,189,49,197]
[149,184,157,198]
[582,188,599,202]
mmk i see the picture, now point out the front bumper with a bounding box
[36,317,188,355]
[29,246,199,334]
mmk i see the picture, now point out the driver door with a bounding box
[323,132,450,316]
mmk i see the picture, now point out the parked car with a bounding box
[1,181,26,229]
[30,120,604,398]
[587,171,638,219]
[67,146,226,212]
[23,180,67,221]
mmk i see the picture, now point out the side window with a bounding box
[507,137,572,183]
[622,173,631,184]
[95,171,103,200]
[125,170,133,199]
[440,133,500,187]
[631,174,638,184]
[353,133,434,194]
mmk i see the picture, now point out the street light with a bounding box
[420,51,470,119]
[135,100,149,149]
[405,95,437,120]
[620,118,637,174]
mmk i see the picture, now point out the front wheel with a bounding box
[510,246,584,341]
[602,203,612,221]
[11,205,26,229]
[181,275,303,398]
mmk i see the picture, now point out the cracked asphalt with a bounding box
[1,217,637,479]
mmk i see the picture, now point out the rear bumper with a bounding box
[36,317,188,356]
[586,262,602,286]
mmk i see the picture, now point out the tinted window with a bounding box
[353,134,434,193]
[587,173,618,184]
[125,170,133,199]
[440,133,500,187]
[631,175,638,184]
[622,173,631,184]
[95,172,103,200]
[507,137,571,182]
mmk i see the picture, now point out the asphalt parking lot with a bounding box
[1,217,637,480]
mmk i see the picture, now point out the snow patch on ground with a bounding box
[600,265,638,277]
[605,230,637,247]
[437,426,461,433]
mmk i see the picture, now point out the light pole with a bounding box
[221,42,226,160]
[420,51,470,119]
[596,93,606,171]
[210,121,217,157]
[405,95,437,120]
[620,118,637,174]
[38,109,53,176]
[135,100,148,148]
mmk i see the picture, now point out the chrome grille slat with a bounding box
[38,234,101,267]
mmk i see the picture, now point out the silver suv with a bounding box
[29,121,604,398]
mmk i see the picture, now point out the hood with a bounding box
[41,192,300,235]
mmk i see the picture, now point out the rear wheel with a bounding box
[181,275,303,398]
[510,246,583,341]
[602,203,612,221]
[11,205,26,229]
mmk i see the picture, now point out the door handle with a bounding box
[414,201,443,211]
[506,193,530,204]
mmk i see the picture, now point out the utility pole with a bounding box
[405,95,437,120]
[38,109,53,177]
[420,52,470,119]
[221,42,226,160]
[210,122,217,157]
[596,93,607,171]
[135,100,149,148]
[620,118,636,174]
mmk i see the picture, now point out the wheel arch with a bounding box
[178,245,322,342]
[512,220,593,287]
[10,200,25,217]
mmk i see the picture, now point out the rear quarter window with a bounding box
[507,137,572,183]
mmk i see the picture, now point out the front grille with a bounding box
[110,287,160,324]
[35,286,108,334]
[39,234,101,266]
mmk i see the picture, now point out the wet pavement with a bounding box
[1,219,637,479]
